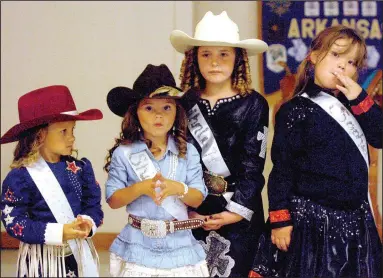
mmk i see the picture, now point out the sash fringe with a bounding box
[16,240,99,277]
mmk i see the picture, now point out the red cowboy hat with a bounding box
[0,85,103,144]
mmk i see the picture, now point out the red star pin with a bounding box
[4,189,15,202]
[11,223,24,236]
[66,161,81,174]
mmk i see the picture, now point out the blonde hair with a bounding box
[294,25,367,96]
[10,124,79,169]
[179,47,253,96]
[10,126,47,169]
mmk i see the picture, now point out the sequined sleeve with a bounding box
[267,99,307,228]
[1,168,49,244]
[349,90,382,149]
[78,158,104,232]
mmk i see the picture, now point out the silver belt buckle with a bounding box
[141,219,167,238]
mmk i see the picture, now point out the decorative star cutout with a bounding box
[66,161,81,174]
[10,223,24,236]
[67,270,76,277]
[4,214,15,226]
[4,189,16,202]
[2,204,14,215]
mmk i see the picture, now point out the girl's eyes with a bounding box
[331,51,339,57]
[201,53,230,58]
[60,129,67,135]
[143,105,173,111]
[348,60,356,66]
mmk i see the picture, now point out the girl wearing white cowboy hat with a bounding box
[170,11,269,277]
[0,85,103,277]
[104,64,209,277]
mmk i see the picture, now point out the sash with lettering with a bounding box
[124,146,188,221]
[26,157,99,277]
[188,104,231,178]
[302,91,375,221]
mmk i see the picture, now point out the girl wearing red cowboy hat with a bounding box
[104,64,209,277]
[0,85,103,277]
[170,11,269,277]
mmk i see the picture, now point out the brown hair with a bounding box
[104,100,188,173]
[294,25,367,96]
[179,47,253,96]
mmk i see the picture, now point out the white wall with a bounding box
[1,1,192,233]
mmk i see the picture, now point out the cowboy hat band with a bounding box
[0,85,103,144]
[170,11,268,56]
[107,64,186,117]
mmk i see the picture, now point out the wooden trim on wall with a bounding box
[1,232,118,250]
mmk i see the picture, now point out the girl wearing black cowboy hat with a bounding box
[0,85,103,277]
[170,11,269,277]
[104,64,209,276]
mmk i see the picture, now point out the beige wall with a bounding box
[3,1,380,235]
[1,1,193,233]
[1,1,266,234]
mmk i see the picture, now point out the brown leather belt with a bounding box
[128,214,204,238]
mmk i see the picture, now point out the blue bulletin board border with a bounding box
[259,0,382,95]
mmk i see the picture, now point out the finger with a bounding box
[152,172,162,181]
[275,238,281,250]
[279,238,288,252]
[285,234,291,248]
[204,219,223,226]
[335,84,347,94]
[333,72,348,87]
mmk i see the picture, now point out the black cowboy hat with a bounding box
[107,64,186,117]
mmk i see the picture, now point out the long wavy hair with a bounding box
[104,99,188,173]
[10,125,48,168]
[179,46,253,96]
[294,25,367,96]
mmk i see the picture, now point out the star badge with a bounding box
[66,161,81,174]
[10,223,24,236]
[4,189,16,202]
[2,204,14,215]
[4,214,15,226]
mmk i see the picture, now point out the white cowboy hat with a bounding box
[170,11,268,56]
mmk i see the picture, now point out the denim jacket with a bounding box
[105,136,208,269]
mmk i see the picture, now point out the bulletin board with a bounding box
[259,1,382,95]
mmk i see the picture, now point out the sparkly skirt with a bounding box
[250,196,382,278]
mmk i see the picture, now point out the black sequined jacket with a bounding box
[268,81,383,229]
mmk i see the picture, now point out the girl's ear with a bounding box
[38,128,47,145]
[309,51,319,65]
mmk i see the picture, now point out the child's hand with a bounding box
[153,173,184,204]
[62,219,88,241]
[333,71,362,100]
[202,211,243,231]
[75,215,92,237]
[271,225,293,252]
[137,174,161,205]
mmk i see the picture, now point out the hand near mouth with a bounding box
[333,71,362,100]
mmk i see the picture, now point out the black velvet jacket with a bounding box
[182,89,269,276]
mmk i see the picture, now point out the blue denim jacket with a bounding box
[105,136,208,269]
